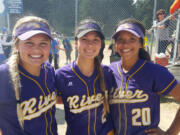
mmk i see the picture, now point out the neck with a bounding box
[121,57,138,73]
[76,57,95,77]
[20,62,41,76]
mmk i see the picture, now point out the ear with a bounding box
[114,44,118,52]
[15,44,19,51]
[75,40,78,49]
[140,44,143,48]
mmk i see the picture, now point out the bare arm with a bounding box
[145,83,180,135]
[55,45,65,51]
[56,96,63,104]
[166,83,180,135]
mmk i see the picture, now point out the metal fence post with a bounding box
[173,11,180,64]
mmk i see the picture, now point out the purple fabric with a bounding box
[55,61,115,135]
[109,59,177,135]
[14,21,52,40]
[0,62,58,135]
[112,23,144,39]
[76,23,104,39]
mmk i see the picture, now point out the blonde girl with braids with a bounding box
[55,19,115,135]
[0,16,58,135]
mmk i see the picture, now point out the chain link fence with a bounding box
[147,10,180,66]
[1,0,179,66]
[75,0,179,66]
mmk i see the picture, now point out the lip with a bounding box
[120,49,132,54]
[29,55,43,60]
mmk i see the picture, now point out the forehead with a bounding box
[116,30,139,38]
[83,31,100,37]
[24,33,50,41]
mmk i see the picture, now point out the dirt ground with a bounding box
[55,45,180,135]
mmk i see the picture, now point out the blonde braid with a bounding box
[7,39,24,128]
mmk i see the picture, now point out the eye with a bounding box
[24,41,33,46]
[40,42,49,46]
[93,38,101,43]
[129,38,137,43]
[116,38,124,44]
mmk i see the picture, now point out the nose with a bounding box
[32,44,43,52]
[86,40,94,46]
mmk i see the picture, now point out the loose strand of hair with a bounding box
[95,57,109,117]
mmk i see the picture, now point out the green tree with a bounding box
[79,0,135,37]
[48,0,75,36]
[134,0,174,29]
[23,0,50,19]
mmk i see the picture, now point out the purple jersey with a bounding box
[55,61,114,135]
[109,59,178,135]
[0,62,57,135]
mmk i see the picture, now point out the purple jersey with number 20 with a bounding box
[109,59,177,135]
[55,61,114,135]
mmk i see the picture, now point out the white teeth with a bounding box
[85,49,93,53]
[122,49,130,52]
[31,55,41,58]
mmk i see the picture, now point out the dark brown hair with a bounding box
[156,9,166,20]
[75,19,109,115]
[114,18,151,61]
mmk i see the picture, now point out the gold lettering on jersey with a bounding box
[67,95,79,108]
[67,93,104,114]
[21,91,57,120]
[21,98,37,116]
[109,88,148,104]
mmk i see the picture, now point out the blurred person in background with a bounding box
[62,35,72,64]
[156,9,170,54]
[49,32,64,69]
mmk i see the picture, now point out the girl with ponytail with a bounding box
[109,18,180,135]
[55,19,115,135]
[0,16,58,135]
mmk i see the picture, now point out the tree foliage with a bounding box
[8,0,175,37]
[134,0,174,29]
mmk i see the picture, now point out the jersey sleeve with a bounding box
[103,65,117,92]
[55,69,64,96]
[153,66,178,95]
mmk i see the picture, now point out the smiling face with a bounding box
[115,31,142,62]
[157,12,165,21]
[75,31,102,60]
[16,33,51,70]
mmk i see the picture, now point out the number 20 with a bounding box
[132,108,151,126]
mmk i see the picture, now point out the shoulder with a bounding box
[109,61,120,70]
[0,64,11,87]
[0,63,9,74]
[42,62,55,75]
[144,60,169,72]
[101,64,113,73]
[101,64,114,78]
[0,64,9,80]
[55,64,72,76]
[43,62,54,70]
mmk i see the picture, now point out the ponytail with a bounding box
[139,48,151,61]
[94,57,109,117]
